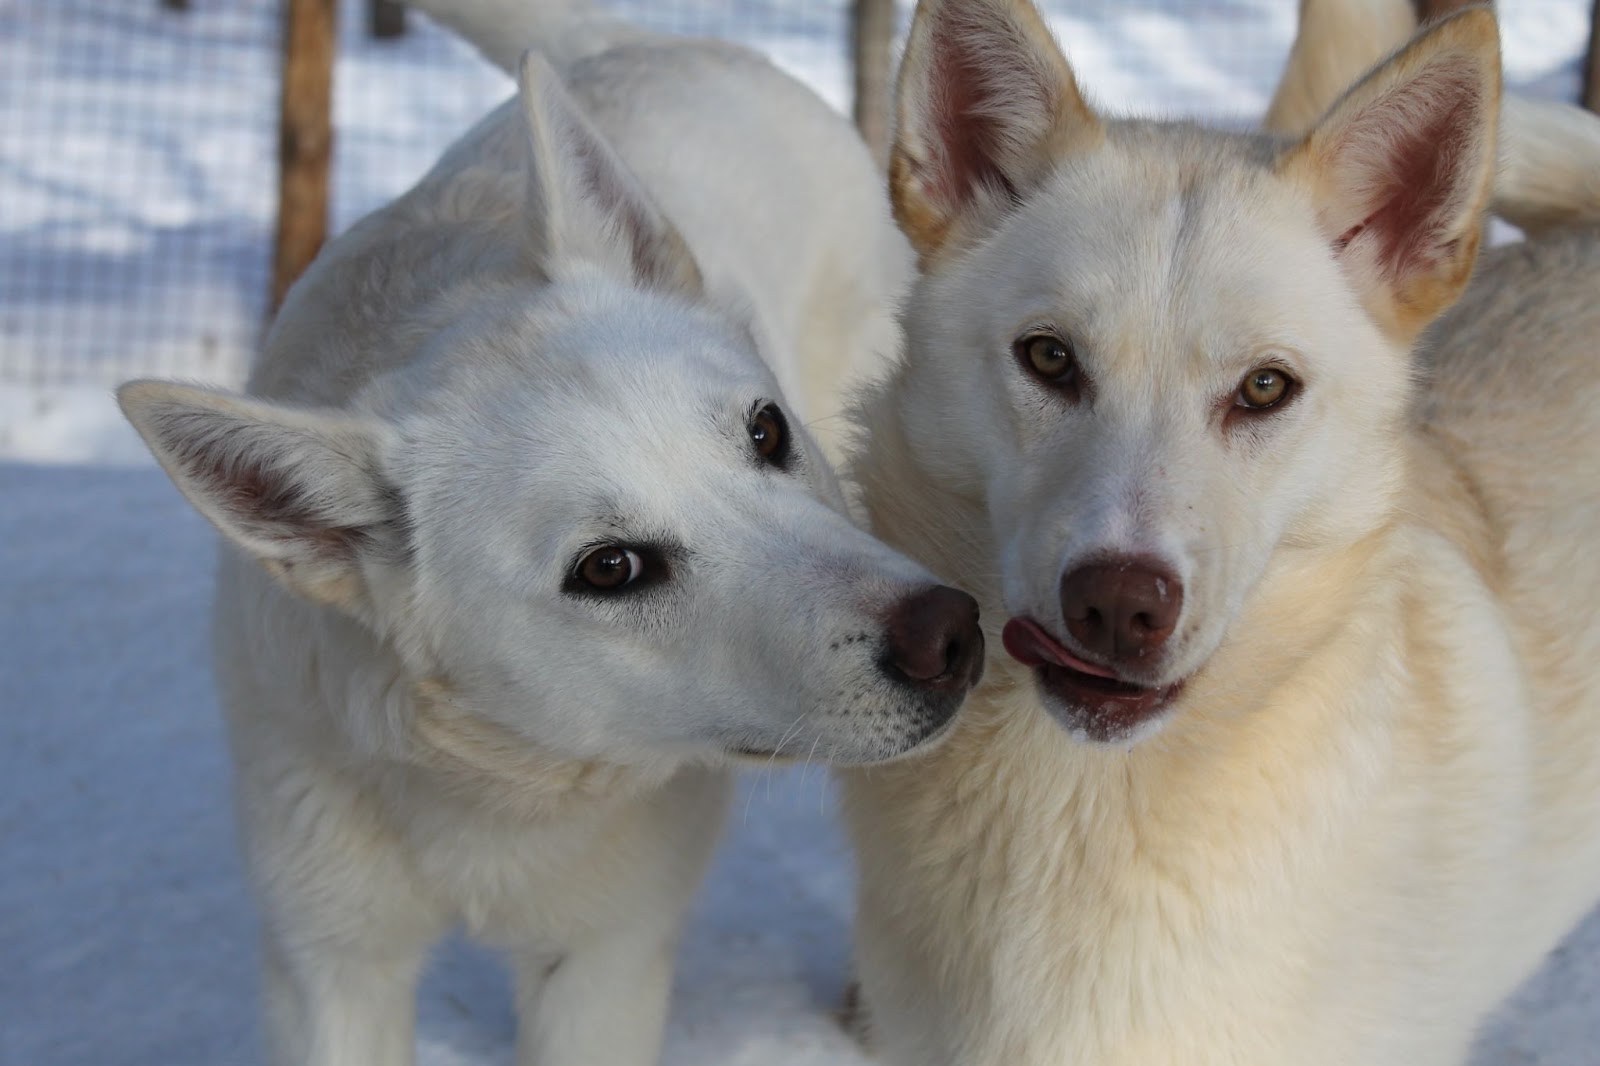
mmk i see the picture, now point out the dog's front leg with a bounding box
[261,932,434,1066]
[512,933,675,1066]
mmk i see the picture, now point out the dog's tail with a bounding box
[1496,97,1600,235]
[406,0,640,74]
[1267,0,1600,234]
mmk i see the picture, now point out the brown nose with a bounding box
[1059,556,1182,668]
[882,585,983,691]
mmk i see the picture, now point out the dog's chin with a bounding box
[850,708,963,765]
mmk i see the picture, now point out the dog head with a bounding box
[118,54,981,770]
[885,0,1499,743]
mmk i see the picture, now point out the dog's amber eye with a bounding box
[1236,367,1293,410]
[577,546,641,591]
[1016,333,1078,388]
[749,403,789,466]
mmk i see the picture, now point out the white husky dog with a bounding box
[117,2,981,1064]
[841,2,1600,1063]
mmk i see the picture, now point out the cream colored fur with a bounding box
[842,3,1600,1063]
[1268,0,1600,235]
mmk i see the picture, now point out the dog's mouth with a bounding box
[1000,617,1184,743]
[727,745,790,763]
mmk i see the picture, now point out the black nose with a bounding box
[881,584,982,691]
[1059,555,1182,668]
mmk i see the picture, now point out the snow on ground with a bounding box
[5,1,1600,1063]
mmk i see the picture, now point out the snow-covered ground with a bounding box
[5,2,1600,1063]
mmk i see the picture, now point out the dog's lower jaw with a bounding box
[1031,665,1184,745]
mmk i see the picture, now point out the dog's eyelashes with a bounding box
[749,403,791,467]
[1014,331,1083,400]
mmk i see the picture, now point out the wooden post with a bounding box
[1586,0,1600,112]
[370,0,407,40]
[272,0,337,312]
[850,0,897,170]
[1411,0,1483,20]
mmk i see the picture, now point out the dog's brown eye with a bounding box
[1236,367,1293,410]
[577,546,641,591]
[1016,333,1077,387]
[749,403,789,466]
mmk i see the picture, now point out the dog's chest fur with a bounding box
[386,750,727,944]
[840,448,1560,1065]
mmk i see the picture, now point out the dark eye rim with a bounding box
[748,401,791,468]
[562,542,671,597]
[1231,364,1300,414]
[1012,329,1085,399]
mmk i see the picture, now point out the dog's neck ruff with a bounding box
[406,677,674,821]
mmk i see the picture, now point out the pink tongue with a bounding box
[1001,618,1121,679]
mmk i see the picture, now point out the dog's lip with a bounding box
[726,746,793,765]
[1001,617,1183,741]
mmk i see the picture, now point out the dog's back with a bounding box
[260,1,909,451]
[1417,232,1600,939]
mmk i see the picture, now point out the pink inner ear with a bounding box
[927,16,1021,211]
[571,133,667,284]
[153,410,363,555]
[192,444,351,552]
[1331,65,1482,282]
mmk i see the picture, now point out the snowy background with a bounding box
[4,1,1600,1063]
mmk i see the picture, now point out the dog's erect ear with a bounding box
[517,51,703,298]
[1277,8,1500,341]
[890,0,1100,264]
[1263,0,1418,137]
[117,380,403,612]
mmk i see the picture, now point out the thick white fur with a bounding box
[843,2,1600,1063]
[119,3,932,1064]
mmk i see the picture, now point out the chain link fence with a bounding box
[1,0,1590,394]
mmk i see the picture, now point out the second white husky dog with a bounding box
[118,2,977,1064]
[842,2,1600,1063]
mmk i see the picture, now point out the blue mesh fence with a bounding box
[0,0,1589,390]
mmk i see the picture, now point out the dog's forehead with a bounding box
[988,127,1340,365]
[388,286,786,507]
[420,289,770,424]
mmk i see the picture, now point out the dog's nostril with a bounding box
[942,635,964,676]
